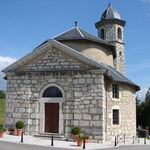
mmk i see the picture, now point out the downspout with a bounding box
[105,83,108,141]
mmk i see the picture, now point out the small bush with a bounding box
[0,126,3,131]
[15,121,24,129]
[0,91,5,99]
[71,127,81,135]
[0,125,5,131]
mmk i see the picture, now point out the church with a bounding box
[2,4,140,143]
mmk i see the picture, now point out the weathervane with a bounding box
[109,0,111,5]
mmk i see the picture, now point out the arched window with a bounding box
[117,28,122,39]
[43,86,62,97]
[100,28,105,40]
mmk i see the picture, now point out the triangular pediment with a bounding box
[16,47,95,72]
[2,40,102,73]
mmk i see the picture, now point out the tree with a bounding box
[136,96,150,134]
[0,90,6,99]
[145,87,150,101]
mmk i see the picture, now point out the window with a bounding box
[43,86,62,97]
[113,109,119,125]
[112,84,119,98]
[119,51,122,56]
[100,28,105,40]
[117,28,122,40]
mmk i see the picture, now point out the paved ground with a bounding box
[0,141,67,150]
[0,134,150,150]
[0,134,114,149]
[108,145,150,150]
[0,141,150,150]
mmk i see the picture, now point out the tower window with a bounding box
[100,28,105,40]
[113,109,119,125]
[112,84,119,98]
[119,51,122,56]
[117,27,122,40]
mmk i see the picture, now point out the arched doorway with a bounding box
[39,84,65,134]
[43,86,62,133]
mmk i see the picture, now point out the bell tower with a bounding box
[95,4,126,74]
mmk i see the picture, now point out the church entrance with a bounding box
[45,103,59,133]
[42,86,63,133]
[40,84,64,134]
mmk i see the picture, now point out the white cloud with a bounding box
[0,56,17,70]
[0,56,17,90]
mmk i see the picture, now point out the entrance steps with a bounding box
[33,133,66,140]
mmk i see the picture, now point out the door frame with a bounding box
[39,98,64,134]
[39,84,65,134]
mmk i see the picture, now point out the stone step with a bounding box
[33,133,66,140]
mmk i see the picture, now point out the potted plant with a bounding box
[15,121,24,136]
[76,135,83,146]
[71,127,81,142]
[8,127,15,135]
[0,126,5,138]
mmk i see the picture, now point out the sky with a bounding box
[0,0,150,100]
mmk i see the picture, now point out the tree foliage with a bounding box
[136,96,150,130]
[0,90,6,99]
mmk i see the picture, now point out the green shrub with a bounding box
[71,127,81,135]
[0,91,5,99]
[0,126,3,131]
[0,99,5,125]
[15,121,24,129]
[0,125,5,131]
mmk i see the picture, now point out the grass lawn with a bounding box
[0,99,5,125]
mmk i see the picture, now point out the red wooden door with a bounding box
[45,103,59,133]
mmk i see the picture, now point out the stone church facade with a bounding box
[2,4,140,143]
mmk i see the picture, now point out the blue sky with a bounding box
[0,0,150,99]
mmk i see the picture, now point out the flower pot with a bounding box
[17,129,23,136]
[0,131,4,138]
[77,140,83,146]
[72,134,78,142]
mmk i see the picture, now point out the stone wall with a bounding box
[61,40,114,67]
[97,24,125,74]
[6,71,105,142]
[104,81,136,142]
[113,42,125,74]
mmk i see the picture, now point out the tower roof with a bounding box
[101,4,121,20]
